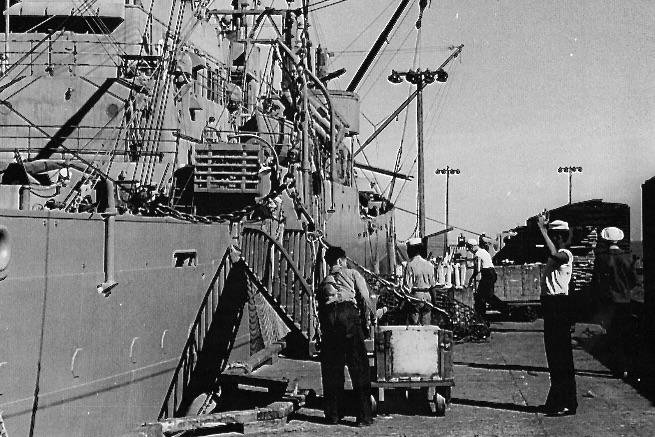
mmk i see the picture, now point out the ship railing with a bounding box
[0,125,180,159]
[202,129,293,145]
[0,37,232,78]
[0,39,140,71]
[241,226,318,352]
[158,247,233,420]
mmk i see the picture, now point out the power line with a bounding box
[332,45,452,55]
[394,205,483,236]
[328,0,396,65]
[308,0,348,13]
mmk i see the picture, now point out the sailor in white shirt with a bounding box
[466,238,507,320]
[537,215,577,416]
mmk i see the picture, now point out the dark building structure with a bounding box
[494,200,630,316]
[642,178,655,347]
[495,199,630,265]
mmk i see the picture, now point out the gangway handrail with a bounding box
[158,247,232,420]
[241,226,318,355]
[241,225,312,295]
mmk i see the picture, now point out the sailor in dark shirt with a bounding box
[592,226,638,378]
[318,246,377,427]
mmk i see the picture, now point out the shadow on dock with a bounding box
[572,323,655,405]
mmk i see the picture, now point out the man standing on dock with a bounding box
[467,238,506,321]
[537,215,578,416]
[318,246,376,427]
[404,238,437,325]
[592,226,638,378]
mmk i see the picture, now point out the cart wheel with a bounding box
[370,394,378,417]
[433,393,446,417]
[439,387,452,404]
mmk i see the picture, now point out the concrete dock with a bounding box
[247,320,655,437]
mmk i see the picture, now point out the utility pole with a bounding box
[435,166,460,253]
[558,166,583,204]
[388,68,448,237]
[386,45,463,237]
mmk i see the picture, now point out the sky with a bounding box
[307,0,655,242]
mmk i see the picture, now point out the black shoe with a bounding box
[324,416,340,425]
[355,419,373,427]
[545,406,576,417]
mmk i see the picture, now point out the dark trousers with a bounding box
[607,303,637,375]
[319,302,372,423]
[541,295,577,411]
[407,290,432,325]
[474,268,505,318]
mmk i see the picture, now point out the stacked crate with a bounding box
[494,264,543,304]
[194,142,262,194]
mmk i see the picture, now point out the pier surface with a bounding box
[243,320,655,437]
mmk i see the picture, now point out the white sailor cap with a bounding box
[466,238,479,246]
[548,220,569,231]
[601,226,624,242]
[406,237,423,246]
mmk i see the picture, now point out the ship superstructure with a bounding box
[0,1,397,435]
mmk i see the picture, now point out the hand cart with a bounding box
[368,325,454,416]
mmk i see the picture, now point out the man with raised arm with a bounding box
[537,213,577,416]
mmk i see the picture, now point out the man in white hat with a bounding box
[537,213,577,416]
[466,237,506,321]
[403,237,436,325]
[592,226,637,378]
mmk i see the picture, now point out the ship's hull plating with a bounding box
[0,211,241,436]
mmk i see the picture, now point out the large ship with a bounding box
[0,1,458,435]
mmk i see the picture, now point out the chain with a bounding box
[313,236,450,319]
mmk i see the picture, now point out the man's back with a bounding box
[319,265,373,312]
[404,255,436,290]
[594,248,636,303]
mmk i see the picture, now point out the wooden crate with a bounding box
[494,264,543,304]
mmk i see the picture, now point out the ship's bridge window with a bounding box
[173,250,197,268]
[4,1,125,34]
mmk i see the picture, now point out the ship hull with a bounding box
[0,210,242,436]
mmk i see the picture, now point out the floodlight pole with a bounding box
[386,45,463,238]
[436,166,460,254]
[558,166,583,204]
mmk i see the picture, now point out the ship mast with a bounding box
[346,0,412,93]
[4,0,9,67]
[301,0,311,210]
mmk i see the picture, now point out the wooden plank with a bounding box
[155,401,295,435]
[272,248,281,302]
[293,270,302,325]
[299,237,309,333]
[279,256,288,311]
[375,332,386,382]
[261,236,269,279]
[121,423,163,437]
[219,373,289,392]
[243,417,287,434]
[256,402,294,420]
[222,341,285,375]
[252,234,260,277]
